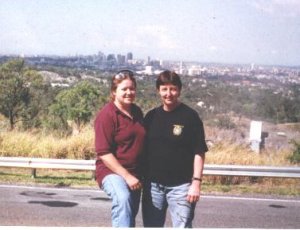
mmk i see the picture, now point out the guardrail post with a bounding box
[92,171,96,180]
[31,168,36,178]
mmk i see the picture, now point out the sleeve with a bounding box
[192,111,208,155]
[94,109,116,156]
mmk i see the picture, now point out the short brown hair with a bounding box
[156,70,182,90]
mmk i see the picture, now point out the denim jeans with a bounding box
[142,181,196,228]
[101,174,141,227]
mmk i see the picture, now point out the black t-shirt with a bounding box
[144,103,208,186]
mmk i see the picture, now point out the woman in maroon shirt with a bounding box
[94,70,145,227]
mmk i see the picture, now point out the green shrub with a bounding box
[288,139,300,163]
[216,115,236,130]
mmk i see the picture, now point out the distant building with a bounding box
[117,54,126,65]
[107,54,116,67]
[160,59,164,67]
[145,65,153,75]
[179,61,188,75]
[127,52,133,61]
[188,66,202,76]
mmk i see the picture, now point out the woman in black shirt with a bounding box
[142,70,208,228]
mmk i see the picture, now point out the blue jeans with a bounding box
[142,181,196,228]
[101,174,141,227]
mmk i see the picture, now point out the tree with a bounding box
[0,59,45,130]
[21,77,54,130]
[49,81,100,133]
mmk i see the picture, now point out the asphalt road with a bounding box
[1,184,300,228]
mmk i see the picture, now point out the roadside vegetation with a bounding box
[0,125,299,196]
[0,58,299,196]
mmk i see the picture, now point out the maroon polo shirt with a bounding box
[94,102,145,186]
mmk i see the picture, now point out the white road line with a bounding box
[0,184,104,194]
[202,195,300,203]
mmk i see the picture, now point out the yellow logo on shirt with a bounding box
[173,124,184,136]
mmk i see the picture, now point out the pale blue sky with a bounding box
[1,0,300,66]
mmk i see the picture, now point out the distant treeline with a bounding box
[0,59,300,134]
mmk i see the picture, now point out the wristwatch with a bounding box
[192,177,202,182]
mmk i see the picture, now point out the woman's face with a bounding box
[158,83,180,107]
[113,79,136,107]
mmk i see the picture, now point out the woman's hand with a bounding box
[100,153,142,190]
[124,174,142,191]
[187,180,201,203]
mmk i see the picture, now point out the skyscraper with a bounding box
[127,52,133,61]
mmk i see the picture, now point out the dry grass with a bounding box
[0,125,296,165]
[0,127,94,159]
[206,141,292,166]
[204,122,298,166]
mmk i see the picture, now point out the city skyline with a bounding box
[1,0,300,66]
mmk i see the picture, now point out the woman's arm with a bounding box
[100,153,142,190]
[187,153,205,203]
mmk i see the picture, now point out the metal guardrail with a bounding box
[0,157,95,178]
[0,157,95,170]
[203,164,300,178]
[0,157,299,178]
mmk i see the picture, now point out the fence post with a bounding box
[31,168,36,178]
[92,171,96,180]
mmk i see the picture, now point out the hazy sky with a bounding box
[1,0,300,66]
